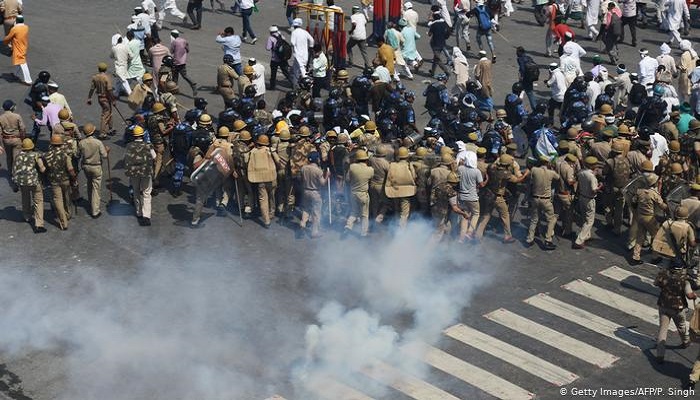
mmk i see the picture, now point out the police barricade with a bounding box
[190,148,231,199]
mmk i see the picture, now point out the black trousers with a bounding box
[270,60,291,90]
[187,2,203,27]
[173,64,196,87]
[620,16,636,44]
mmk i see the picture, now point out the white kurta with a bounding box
[586,0,600,27]
[290,27,314,66]
[112,42,130,80]
[662,0,688,31]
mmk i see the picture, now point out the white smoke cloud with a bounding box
[296,220,500,397]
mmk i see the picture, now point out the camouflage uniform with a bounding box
[274,139,293,215]
[12,149,45,229]
[147,113,169,184]
[431,182,458,241]
[124,139,155,219]
[44,146,74,229]
[232,139,253,214]
[410,157,430,213]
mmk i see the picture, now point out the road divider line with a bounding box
[443,323,578,386]
[524,294,655,350]
[402,342,535,400]
[563,280,675,331]
[484,308,619,368]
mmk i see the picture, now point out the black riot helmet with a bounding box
[194,97,208,110]
[38,71,51,83]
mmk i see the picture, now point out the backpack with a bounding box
[424,83,444,111]
[609,12,622,37]
[523,58,540,82]
[476,6,492,31]
[273,35,293,61]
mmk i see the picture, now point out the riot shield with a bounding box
[190,148,232,198]
[667,183,690,217]
[622,175,648,206]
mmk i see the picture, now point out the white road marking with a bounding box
[599,266,658,295]
[361,360,460,400]
[443,323,578,386]
[484,308,619,368]
[305,376,376,400]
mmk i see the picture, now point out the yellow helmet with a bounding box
[83,123,97,136]
[669,140,681,153]
[415,147,428,158]
[336,69,349,79]
[397,146,409,159]
[326,130,338,138]
[132,125,145,137]
[279,129,291,141]
[671,162,683,175]
[243,65,255,75]
[217,126,230,138]
[584,156,599,166]
[50,135,64,146]
[233,120,247,131]
[299,126,311,137]
[447,172,460,184]
[239,130,252,141]
[498,154,514,165]
[151,102,166,113]
[142,72,153,82]
[641,159,654,172]
[355,149,369,161]
[256,134,270,146]
[97,62,108,72]
[275,120,289,134]
[364,121,377,131]
[21,138,34,151]
[441,154,454,165]
[58,109,70,121]
[199,114,212,125]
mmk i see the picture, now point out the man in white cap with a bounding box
[111,34,132,96]
[638,48,659,91]
[266,25,291,90]
[290,17,314,88]
[402,2,419,29]
[158,0,187,29]
[2,14,30,85]
[47,81,71,117]
[545,62,566,122]
[347,5,369,67]
[656,43,677,76]
[661,0,689,45]
[249,58,266,102]
[609,63,632,107]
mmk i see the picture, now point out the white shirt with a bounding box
[312,52,328,78]
[240,0,255,9]
[650,132,669,168]
[374,66,391,83]
[291,27,314,65]
[547,68,567,102]
[562,41,586,60]
[141,0,158,21]
[252,63,266,95]
[350,13,368,40]
[638,55,659,86]
[403,9,419,29]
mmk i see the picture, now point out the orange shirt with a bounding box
[3,23,28,65]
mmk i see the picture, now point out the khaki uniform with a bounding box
[429,165,451,188]
[274,140,293,214]
[368,156,390,222]
[681,196,700,228]
[147,114,169,183]
[526,166,560,243]
[0,110,25,177]
[192,140,236,222]
[587,141,611,166]
[626,150,648,174]
[89,72,114,136]
[431,182,458,241]
[632,187,665,260]
[124,139,155,219]
[575,168,598,246]
[385,160,417,228]
[217,63,238,105]
[232,140,253,213]
[611,137,631,157]
[555,157,576,236]
[78,136,108,217]
[476,164,517,240]
[345,162,374,236]
[410,159,430,212]
[0,0,22,35]
[44,146,74,229]
[247,146,278,226]
[603,154,632,234]
[237,75,253,97]
[299,163,326,236]
[654,268,692,360]
[569,142,584,161]
[12,149,44,228]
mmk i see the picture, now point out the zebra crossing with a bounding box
[268,264,672,400]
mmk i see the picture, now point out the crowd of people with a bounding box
[4,0,700,388]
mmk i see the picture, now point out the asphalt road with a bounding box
[0,1,698,399]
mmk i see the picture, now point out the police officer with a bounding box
[385,147,417,228]
[369,145,392,223]
[78,123,109,218]
[423,73,450,117]
[147,102,174,188]
[410,147,431,214]
[654,261,696,363]
[299,151,326,237]
[169,120,193,196]
[431,172,471,242]
[603,141,631,235]
[631,172,667,263]
[0,99,25,185]
[573,156,601,249]
[124,126,156,226]
[44,135,76,230]
[345,149,374,237]
[526,156,560,250]
[247,134,278,228]
[12,138,46,232]
[555,153,578,238]
[87,63,116,140]
[232,130,254,216]
[217,54,239,108]
[274,129,294,217]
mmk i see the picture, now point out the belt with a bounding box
[4,16,16,21]
[83,163,101,166]
[579,194,595,199]
[533,195,550,199]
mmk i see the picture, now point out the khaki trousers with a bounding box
[131,176,153,218]
[300,189,322,235]
[20,184,44,228]
[51,180,72,229]
[345,191,370,236]
[476,196,511,239]
[555,194,573,236]
[394,197,411,228]
[690,348,700,382]
[3,137,20,176]
[153,143,165,182]
[575,197,595,245]
[527,197,556,242]
[370,183,389,222]
[256,181,276,225]
[633,214,658,260]
[657,306,689,359]
[98,96,113,135]
[83,165,103,216]
[458,199,480,240]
